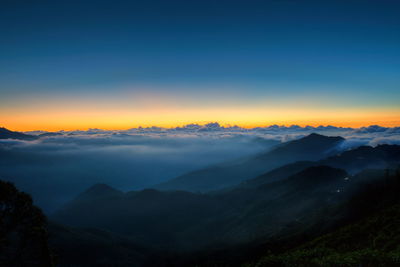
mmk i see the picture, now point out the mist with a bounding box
[1,124,400,212]
[0,132,277,212]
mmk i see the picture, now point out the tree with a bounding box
[0,180,54,266]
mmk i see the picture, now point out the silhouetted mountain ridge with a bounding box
[74,183,124,202]
[52,165,363,250]
[239,144,400,189]
[153,133,344,192]
[256,133,344,160]
[0,127,37,140]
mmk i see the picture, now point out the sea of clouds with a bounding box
[0,123,399,212]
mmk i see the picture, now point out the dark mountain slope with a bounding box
[202,166,349,246]
[50,167,400,266]
[154,134,344,192]
[48,223,150,267]
[0,127,37,140]
[250,169,400,267]
[168,168,400,267]
[240,161,317,188]
[73,183,124,202]
[52,166,351,250]
[53,186,227,249]
[255,133,343,161]
[239,144,400,189]
[0,181,154,267]
[320,144,400,174]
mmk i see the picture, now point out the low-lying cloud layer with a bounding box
[1,123,399,212]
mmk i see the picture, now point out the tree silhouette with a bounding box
[0,180,53,266]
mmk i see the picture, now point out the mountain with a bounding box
[240,161,317,188]
[48,223,150,267]
[73,183,124,202]
[52,187,226,249]
[165,167,400,267]
[6,164,400,266]
[6,167,400,267]
[37,132,63,138]
[49,142,400,252]
[54,164,400,256]
[52,165,356,250]
[320,144,400,174]
[239,144,400,189]
[248,169,400,267]
[153,133,345,192]
[0,180,153,267]
[0,127,37,140]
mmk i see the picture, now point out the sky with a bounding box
[1,0,399,131]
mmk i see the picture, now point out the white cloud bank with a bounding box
[25,123,400,146]
[0,123,398,212]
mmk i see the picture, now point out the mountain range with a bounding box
[52,134,400,252]
[2,132,400,266]
[153,133,345,192]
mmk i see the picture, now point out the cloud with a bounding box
[0,131,278,213]
[354,125,388,133]
[1,123,399,212]
[368,136,400,146]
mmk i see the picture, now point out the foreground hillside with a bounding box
[251,205,400,267]
[248,170,400,267]
[0,181,53,266]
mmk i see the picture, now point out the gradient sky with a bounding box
[1,0,400,131]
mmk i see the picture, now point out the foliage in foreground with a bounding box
[248,169,400,267]
[0,180,54,267]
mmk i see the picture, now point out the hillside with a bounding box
[154,134,344,192]
[52,165,361,250]
[48,223,150,267]
[238,144,400,189]
[0,181,54,266]
[249,170,400,267]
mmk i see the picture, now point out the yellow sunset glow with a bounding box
[1,105,399,131]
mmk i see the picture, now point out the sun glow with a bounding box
[1,104,399,131]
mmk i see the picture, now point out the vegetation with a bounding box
[0,180,53,267]
[247,168,400,267]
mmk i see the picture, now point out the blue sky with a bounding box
[1,0,399,130]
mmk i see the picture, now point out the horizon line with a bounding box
[2,122,399,133]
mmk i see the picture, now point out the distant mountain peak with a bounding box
[275,133,344,154]
[303,133,344,141]
[307,132,325,138]
[76,183,123,202]
[85,183,121,194]
[0,127,37,140]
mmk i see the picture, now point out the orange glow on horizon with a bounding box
[2,88,399,131]
[1,106,399,131]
